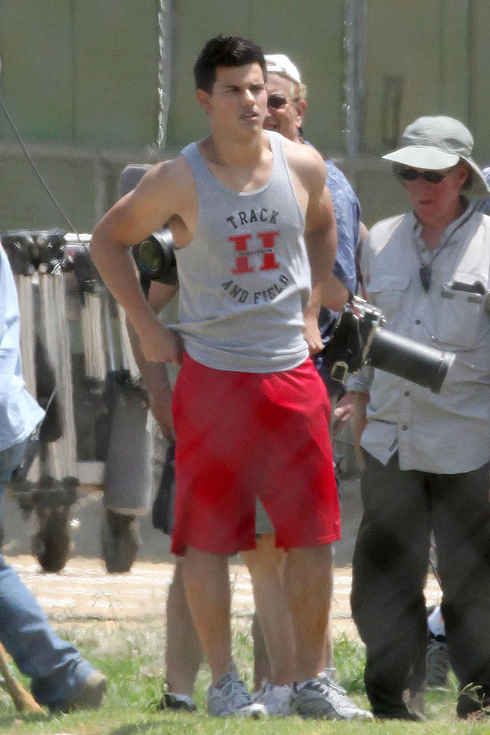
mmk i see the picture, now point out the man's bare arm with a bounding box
[126,282,178,439]
[90,158,191,364]
[302,150,339,352]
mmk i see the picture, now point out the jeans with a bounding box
[0,439,94,707]
[351,452,490,716]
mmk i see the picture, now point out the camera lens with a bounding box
[136,238,164,278]
[132,228,177,285]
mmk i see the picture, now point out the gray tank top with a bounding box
[174,130,311,372]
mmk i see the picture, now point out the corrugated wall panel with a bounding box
[0,1,489,230]
[363,0,445,155]
[470,0,490,165]
[0,157,95,230]
[74,0,159,146]
[251,0,345,156]
[0,0,73,141]
[165,1,250,147]
[165,0,345,156]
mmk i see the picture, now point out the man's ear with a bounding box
[296,98,308,128]
[196,88,211,114]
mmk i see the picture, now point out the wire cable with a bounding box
[0,92,79,236]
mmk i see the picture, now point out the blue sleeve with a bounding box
[0,245,22,376]
[476,166,490,215]
[326,161,360,295]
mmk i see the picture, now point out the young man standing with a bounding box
[91,35,341,717]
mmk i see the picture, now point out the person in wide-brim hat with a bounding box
[383,115,489,197]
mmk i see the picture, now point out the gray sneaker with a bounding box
[207,671,267,718]
[292,674,373,720]
[253,681,292,716]
[426,634,450,688]
[58,670,107,712]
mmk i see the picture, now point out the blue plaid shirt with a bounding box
[316,159,361,373]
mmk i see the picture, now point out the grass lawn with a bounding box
[0,622,488,734]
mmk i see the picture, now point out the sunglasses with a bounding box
[267,93,288,109]
[394,165,453,184]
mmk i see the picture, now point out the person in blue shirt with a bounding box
[0,241,107,711]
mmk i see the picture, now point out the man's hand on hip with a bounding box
[138,321,183,365]
[303,311,324,355]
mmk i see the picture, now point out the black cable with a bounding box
[0,92,79,236]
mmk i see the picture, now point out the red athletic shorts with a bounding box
[171,353,340,555]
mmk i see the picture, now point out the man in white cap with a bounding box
[345,115,490,720]
[240,52,371,720]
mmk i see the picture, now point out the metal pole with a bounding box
[344,0,367,160]
[157,0,173,152]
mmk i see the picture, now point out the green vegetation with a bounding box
[0,622,488,734]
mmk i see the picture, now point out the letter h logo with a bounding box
[229,231,280,274]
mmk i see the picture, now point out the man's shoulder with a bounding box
[282,135,324,171]
[362,214,410,264]
[148,154,191,179]
[135,155,195,197]
[369,213,407,241]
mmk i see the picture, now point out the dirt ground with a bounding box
[6,554,443,641]
[3,475,443,638]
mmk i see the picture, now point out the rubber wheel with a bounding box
[32,506,71,573]
[101,509,140,574]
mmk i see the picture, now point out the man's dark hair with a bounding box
[194,35,266,93]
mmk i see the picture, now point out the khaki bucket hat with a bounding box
[383,115,489,197]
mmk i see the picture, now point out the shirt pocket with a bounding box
[367,273,410,327]
[434,284,485,350]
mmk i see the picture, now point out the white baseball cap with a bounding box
[265,54,302,85]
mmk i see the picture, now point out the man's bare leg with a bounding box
[242,534,295,686]
[285,544,333,681]
[322,619,335,673]
[165,559,202,696]
[251,612,270,691]
[181,547,232,684]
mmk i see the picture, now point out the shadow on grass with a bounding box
[111,720,197,735]
[0,712,47,728]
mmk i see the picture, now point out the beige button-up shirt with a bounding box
[349,203,490,474]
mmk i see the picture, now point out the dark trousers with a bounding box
[351,452,490,716]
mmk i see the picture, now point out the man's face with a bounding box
[263,73,305,142]
[399,162,470,223]
[196,63,267,139]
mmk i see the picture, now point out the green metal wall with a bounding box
[166,0,346,156]
[0,0,160,231]
[0,0,159,145]
[1,0,490,231]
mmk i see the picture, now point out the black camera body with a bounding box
[117,164,178,289]
[322,296,455,394]
[132,227,177,286]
